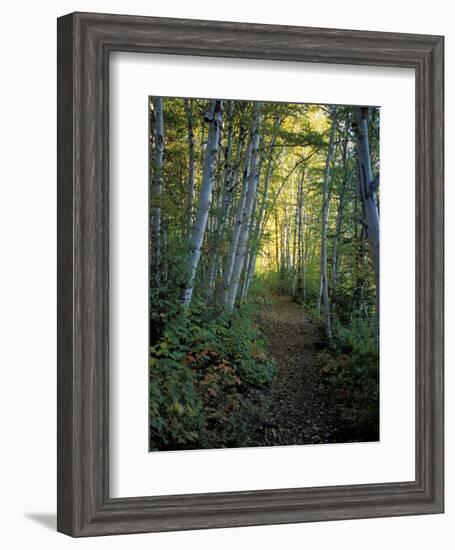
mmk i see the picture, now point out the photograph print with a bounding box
[149,96,380,452]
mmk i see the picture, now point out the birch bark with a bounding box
[184,99,195,229]
[206,102,235,297]
[242,114,282,297]
[331,130,349,299]
[319,112,337,340]
[354,107,380,313]
[221,131,253,305]
[227,102,262,309]
[150,97,164,291]
[182,100,223,306]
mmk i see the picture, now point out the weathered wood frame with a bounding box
[57,12,444,537]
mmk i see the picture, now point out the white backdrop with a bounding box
[0,1,452,549]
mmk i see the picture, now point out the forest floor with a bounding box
[249,292,343,447]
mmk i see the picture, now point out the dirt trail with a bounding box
[250,293,340,447]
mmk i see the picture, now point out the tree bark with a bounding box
[331,129,350,301]
[183,100,223,306]
[150,97,164,292]
[227,102,262,309]
[184,99,195,230]
[221,128,253,305]
[319,112,337,341]
[206,102,235,297]
[242,113,282,297]
[354,106,380,315]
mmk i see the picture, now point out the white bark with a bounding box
[242,114,281,298]
[150,97,164,291]
[182,100,223,306]
[184,99,195,228]
[206,102,235,297]
[332,131,348,300]
[227,102,262,309]
[293,168,305,299]
[319,112,337,340]
[221,133,253,305]
[354,107,380,312]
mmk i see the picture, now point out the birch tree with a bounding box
[319,111,337,340]
[242,113,282,297]
[331,127,350,300]
[184,99,195,228]
[150,97,164,292]
[294,167,305,300]
[206,101,235,297]
[221,132,253,305]
[354,107,380,313]
[227,102,262,309]
[182,100,223,306]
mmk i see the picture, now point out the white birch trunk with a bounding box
[221,133,253,305]
[227,102,262,310]
[184,99,195,228]
[206,102,235,297]
[293,169,305,299]
[354,107,380,313]
[150,97,164,291]
[332,166,350,298]
[242,114,281,297]
[319,113,337,340]
[182,100,223,306]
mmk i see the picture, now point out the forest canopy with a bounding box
[149,97,380,451]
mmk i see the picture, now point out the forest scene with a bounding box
[149,96,380,452]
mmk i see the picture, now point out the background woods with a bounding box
[149,97,380,451]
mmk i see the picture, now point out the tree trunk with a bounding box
[319,113,337,341]
[150,97,164,292]
[274,210,280,271]
[206,102,235,298]
[183,100,223,306]
[294,168,305,300]
[354,106,380,314]
[227,102,262,309]
[221,131,253,305]
[243,113,282,296]
[331,130,350,301]
[184,99,195,229]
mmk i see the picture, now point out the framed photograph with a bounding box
[57,12,444,536]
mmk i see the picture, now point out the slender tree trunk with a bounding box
[274,210,280,272]
[331,131,350,301]
[243,113,282,295]
[221,132,253,305]
[228,102,262,309]
[354,106,380,315]
[183,100,223,306]
[301,210,306,300]
[352,223,367,320]
[294,168,305,299]
[319,112,337,340]
[184,99,195,229]
[150,97,164,292]
[206,102,234,297]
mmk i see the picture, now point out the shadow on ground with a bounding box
[25,513,56,531]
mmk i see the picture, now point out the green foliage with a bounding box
[149,302,275,451]
[320,318,379,441]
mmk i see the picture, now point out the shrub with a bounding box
[149,302,275,451]
[321,318,379,441]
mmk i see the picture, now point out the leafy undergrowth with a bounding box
[149,301,275,451]
[319,319,379,442]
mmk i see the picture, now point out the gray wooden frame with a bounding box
[57,11,444,537]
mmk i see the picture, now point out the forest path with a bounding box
[250,292,339,446]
